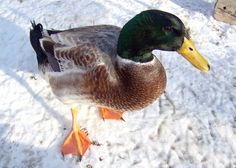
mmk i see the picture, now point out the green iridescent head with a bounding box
[117,10,210,72]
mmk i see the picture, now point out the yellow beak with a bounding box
[177,37,210,72]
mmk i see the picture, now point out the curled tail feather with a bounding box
[29,21,48,65]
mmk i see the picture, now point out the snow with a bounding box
[0,0,236,167]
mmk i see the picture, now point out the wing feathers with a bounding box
[40,38,61,71]
[39,25,120,74]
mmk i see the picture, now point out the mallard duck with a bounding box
[30,10,210,158]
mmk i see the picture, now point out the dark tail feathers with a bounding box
[30,21,47,65]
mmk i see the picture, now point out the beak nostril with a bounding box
[207,64,210,70]
[189,47,193,51]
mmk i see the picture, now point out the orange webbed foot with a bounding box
[99,107,124,121]
[61,107,91,157]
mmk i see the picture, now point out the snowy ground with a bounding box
[1,0,236,167]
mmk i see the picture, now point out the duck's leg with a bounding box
[99,107,124,120]
[61,107,91,156]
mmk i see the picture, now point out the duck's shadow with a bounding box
[0,124,68,168]
[0,17,71,164]
[0,17,69,124]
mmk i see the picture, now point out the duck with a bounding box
[29,9,210,158]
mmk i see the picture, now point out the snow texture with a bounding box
[1,0,236,167]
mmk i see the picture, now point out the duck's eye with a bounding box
[163,26,173,32]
